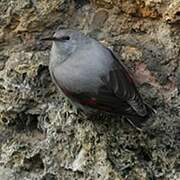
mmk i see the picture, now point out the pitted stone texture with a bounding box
[0,0,180,179]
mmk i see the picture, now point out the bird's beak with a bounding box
[40,37,59,41]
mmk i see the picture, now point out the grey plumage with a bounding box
[43,29,153,125]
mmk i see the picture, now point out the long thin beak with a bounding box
[40,37,59,41]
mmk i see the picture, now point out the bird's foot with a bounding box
[126,118,143,132]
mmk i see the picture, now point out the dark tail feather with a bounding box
[126,104,155,128]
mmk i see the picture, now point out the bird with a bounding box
[41,29,154,127]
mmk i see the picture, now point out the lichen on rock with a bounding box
[0,0,180,179]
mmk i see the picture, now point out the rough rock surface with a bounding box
[0,0,180,179]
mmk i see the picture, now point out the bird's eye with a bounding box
[60,36,70,41]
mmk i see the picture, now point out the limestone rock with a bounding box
[0,0,180,179]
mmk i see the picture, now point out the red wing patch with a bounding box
[125,72,133,83]
[80,97,97,105]
[80,97,112,112]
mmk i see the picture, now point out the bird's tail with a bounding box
[126,104,156,128]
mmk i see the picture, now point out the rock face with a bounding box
[0,0,180,179]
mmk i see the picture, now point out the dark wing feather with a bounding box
[103,49,148,117]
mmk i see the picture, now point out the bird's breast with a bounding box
[53,61,104,94]
[52,43,114,94]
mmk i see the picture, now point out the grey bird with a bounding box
[42,29,153,126]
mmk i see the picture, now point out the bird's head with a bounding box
[41,29,88,62]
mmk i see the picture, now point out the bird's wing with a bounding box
[104,49,147,116]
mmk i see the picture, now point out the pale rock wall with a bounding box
[0,0,180,179]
